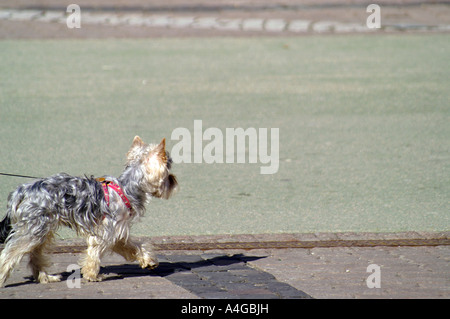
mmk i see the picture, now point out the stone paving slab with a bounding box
[247,246,450,299]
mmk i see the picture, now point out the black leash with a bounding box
[0,172,41,179]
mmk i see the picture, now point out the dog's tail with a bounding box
[0,187,25,244]
[0,215,11,244]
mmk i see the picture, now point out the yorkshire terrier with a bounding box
[0,136,178,287]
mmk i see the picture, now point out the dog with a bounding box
[0,136,177,287]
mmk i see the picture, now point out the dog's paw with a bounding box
[83,273,105,282]
[144,261,159,270]
[82,267,105,282]
[37,273,62,284]
[139,253,159,270]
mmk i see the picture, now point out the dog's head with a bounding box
[126,136,178,199]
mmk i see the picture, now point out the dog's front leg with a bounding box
[80,236,108,282]
[113,239,159,270]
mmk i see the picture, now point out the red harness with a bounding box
[96,178,132,210]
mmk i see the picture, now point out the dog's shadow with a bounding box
[5,254,265,288]
[62,254,265,282]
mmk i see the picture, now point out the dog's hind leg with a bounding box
[0,232,43,287]
[29,233,61,284]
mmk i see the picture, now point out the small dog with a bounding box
[0,136,177,287]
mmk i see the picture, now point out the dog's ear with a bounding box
[131,136,145,149]
[127,136,146,163]
[150,138,167,164]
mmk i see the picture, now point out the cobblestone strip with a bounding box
[158,253,312,299]
[1,8,449,33]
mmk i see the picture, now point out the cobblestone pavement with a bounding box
[1,7,449,35]
[0,233,448,299]
[0,0,449,38]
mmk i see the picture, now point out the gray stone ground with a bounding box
[0,233,448,299]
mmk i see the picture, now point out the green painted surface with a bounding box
[0,35,448,237]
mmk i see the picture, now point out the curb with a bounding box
[40,231,450,253]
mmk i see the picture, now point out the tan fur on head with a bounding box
[126,136,178,199]
[127,137,167,165]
